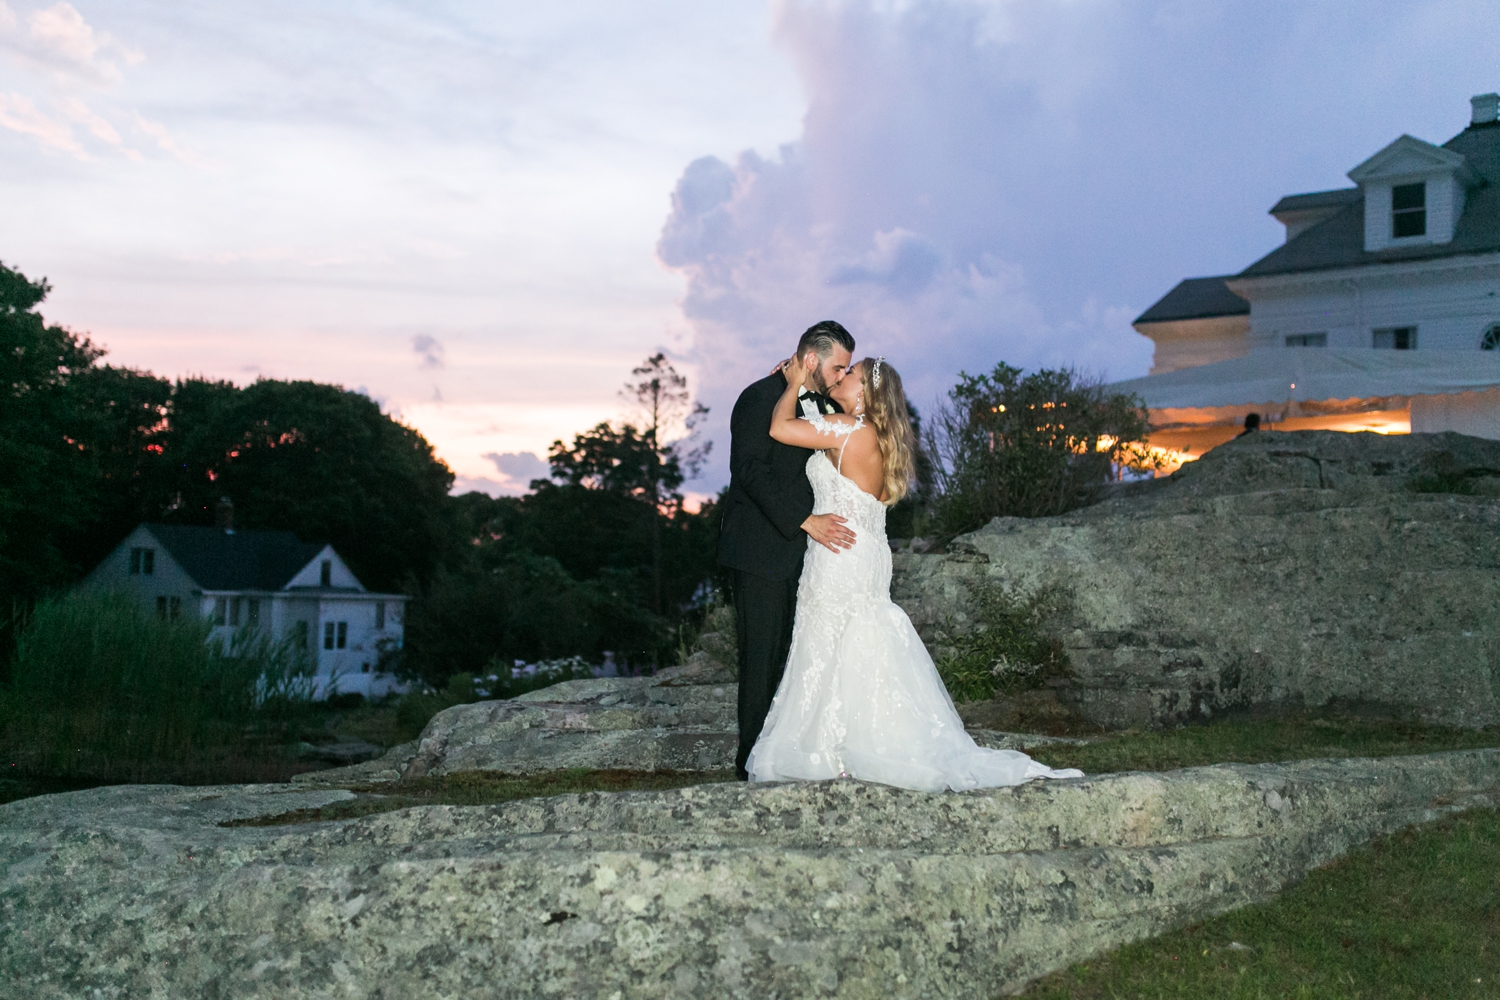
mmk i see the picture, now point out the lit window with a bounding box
[375,601,386,629]
[320,560,332,587]
[1483,324,1500,350]
[130,548,155,575]
[213,598,227,626]
[324,621,336,650]
[1285,333,1327,347]
[1392,182,1426,238]
[337,622,348,649]
[1373,327,1417,350]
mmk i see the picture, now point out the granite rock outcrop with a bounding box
[893,431,1500,729]
[5,750,1498,997]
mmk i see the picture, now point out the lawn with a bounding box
[1025,711,1500,775]
[1020,806,1500,1000]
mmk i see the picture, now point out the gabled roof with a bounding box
[1347,133,1470,183]
[1134,276,1249,325]
[1240,120,1500,279]
[145,524,329,592]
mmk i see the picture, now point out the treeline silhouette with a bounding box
[0,260,718,684]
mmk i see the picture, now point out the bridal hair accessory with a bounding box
[871,356,885,389]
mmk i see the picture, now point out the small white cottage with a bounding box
[85,519,409,699]
[1117,91,1500,466]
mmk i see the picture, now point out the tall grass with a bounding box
[0,589,318,783]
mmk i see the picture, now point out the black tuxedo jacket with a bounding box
[718,372,837,581]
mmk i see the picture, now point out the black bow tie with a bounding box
[799,389,840,415]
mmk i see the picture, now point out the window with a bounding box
[375,601,386,630]
[129,548,155,575]
[247,599,260,628]
[1285,333,1327,347]
[213,598,227,626]
[294,620,309,649]
[1483,324,1500,350]
[1392,182,1426,238]
[361,661,371,674]
[156,595,168,619]
[229,597,242,627]
[323,621,349,649]
[320,560,332,587]
[1373,327,1417,350]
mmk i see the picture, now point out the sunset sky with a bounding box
[3,1,1497,497]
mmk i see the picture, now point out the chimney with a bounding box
[1471,92,1499,126]
[215,496,235,534]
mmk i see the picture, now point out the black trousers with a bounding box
[731,568,799,780]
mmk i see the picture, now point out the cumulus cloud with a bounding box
[412,334,445,369]
[659,1,1167,484]
[483,450,550,495]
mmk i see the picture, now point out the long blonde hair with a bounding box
[857,356,916,505]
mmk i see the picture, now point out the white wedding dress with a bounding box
[746,421,1084,792]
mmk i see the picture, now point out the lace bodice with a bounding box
[806,449,888,539]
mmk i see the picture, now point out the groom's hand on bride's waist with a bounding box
[803,513,855,553]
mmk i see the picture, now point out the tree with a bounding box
[924,363,1158,532]
[156,378,465,592]
[0,262,106,612]
[547,353,710,613]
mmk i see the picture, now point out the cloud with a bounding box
[412,334,445,369]
[0,1,142,84]
[131,112,204,167]
[0,90,83,155]
[482,450,550,495]
[658,1,1162,485]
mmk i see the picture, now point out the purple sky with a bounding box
[4,1,1497,497]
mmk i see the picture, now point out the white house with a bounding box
[1116,92,1500,464]
[85,519,409,699]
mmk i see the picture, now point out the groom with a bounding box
[719,320,857,780]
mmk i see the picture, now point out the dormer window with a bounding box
[1391,183,1426,237]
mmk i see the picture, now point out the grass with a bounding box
[220,768,738,827]
[1020,806,1500,999]
[1026,711,1500,775]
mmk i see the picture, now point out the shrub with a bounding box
[0,589,316,779]
[396,555,668,690]
[934,583,1070,704]
[924,364,1159,534]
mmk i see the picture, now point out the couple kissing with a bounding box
[717,320,1082,792]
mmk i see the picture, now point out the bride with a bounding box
[745,355,1083,792]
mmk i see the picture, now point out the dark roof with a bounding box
[1134,276,1250,325]
[1269,187,1361,215]
[1241,121,1500,279]
[146,524,328,591]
